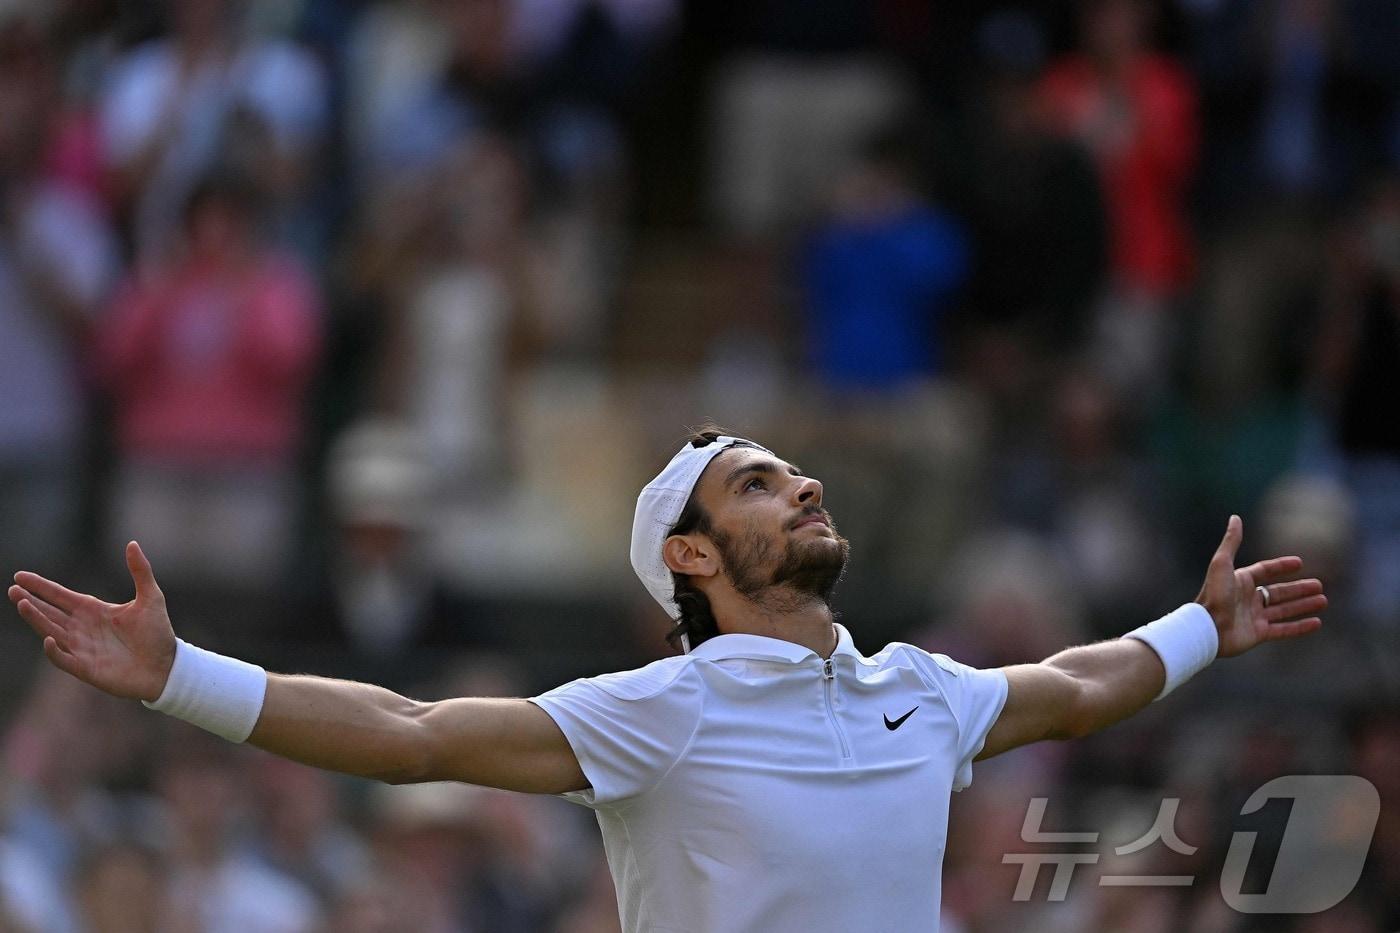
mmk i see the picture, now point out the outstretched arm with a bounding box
[9,543,587,794]
[249,677,585,791]
[977,515,1325,760]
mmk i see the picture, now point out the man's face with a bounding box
[688,446,850,605]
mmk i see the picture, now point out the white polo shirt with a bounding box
[530,624,1009,933]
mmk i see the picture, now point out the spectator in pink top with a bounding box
[98,173,321,588]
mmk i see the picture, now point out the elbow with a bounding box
[1055,711,1097,742]
[1053,681,1100,742]
[370,702,438,785]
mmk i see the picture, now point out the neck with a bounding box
[708,587,839,658]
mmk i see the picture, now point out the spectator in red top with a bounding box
[98,173,321,589]
[1038,0,1199,400]
[1040,0,1198,295]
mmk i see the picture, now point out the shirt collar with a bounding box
[688,623,863,663]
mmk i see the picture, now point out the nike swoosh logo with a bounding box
[884,707,918,731]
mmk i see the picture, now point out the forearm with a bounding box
[983,604,1219,758]
[248,673,436,784]
[1058,599,1221,735]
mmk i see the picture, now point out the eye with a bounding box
[743,477,767,492]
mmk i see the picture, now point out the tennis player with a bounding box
[9,430,1325,932]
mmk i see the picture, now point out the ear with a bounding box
[663,533,719,578]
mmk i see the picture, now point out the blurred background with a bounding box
[0,0,1398,929]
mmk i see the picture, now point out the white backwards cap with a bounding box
[630,435,772,646]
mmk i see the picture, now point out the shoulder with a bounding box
[868,642,994,686]
[869,640,958,670]
[532,656,704,806]
[543,655,697,703]
[873,643,1009,755]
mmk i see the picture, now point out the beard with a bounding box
[713,513,850,609]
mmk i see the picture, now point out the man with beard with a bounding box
[9,429,1326,933]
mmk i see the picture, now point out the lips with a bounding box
[792,514,829,530]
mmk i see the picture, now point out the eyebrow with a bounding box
[722,460,804,490]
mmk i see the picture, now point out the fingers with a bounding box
[11,571,86,614]
[1212,515,1243,567]
[1264,592,1328,623]
[15,588,93,682]
[16,597,69,643]
[1276,578,1324,599]
[1263,617,1323,641]
[1244,555,1305,584]
[42,635,83,679]
[125,541,162,602]
[8,586,73,629]
[1258,578,1323,604]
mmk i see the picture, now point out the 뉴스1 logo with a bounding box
[1001,775,1380,913]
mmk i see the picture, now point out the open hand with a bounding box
[1196,515,1326,659]
[9,542,176,701]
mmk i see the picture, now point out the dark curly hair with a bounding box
[663,425,755,652]
[666,488,719,652]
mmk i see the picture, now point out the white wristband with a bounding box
[142,639,268,743]
[1124,603,1219,700]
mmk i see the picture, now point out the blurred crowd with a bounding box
[1,0,1399,929]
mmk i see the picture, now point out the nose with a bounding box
[793,476,823,507]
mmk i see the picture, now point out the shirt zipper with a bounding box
[823,659,853,760]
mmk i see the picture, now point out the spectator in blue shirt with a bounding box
[801,130,969,392]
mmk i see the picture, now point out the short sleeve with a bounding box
[917,653,1009,792]
[530,658,702,808]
